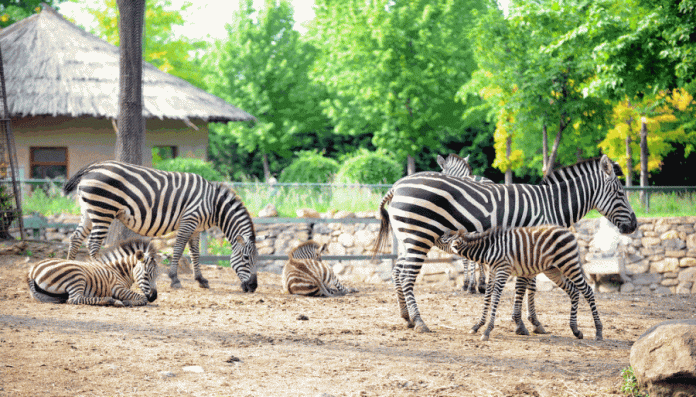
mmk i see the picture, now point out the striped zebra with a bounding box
[440,225,602,341]
[437,153,492,293]
[282,241,356,297]
[27,239,158,306]
[374,155,637,333]
[62,161,258,292]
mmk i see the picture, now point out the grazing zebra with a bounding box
[374,155,637,333]
[282,241,356,297]
[437,153,492,294]
[62,161,258,292]
[27,239,159,306]
[440,225,602,341]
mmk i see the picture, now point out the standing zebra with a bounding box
[440,225,602,341]
[63,161,258,292]
[282,241,356,297]
[27,239,159,306]
[374,155,637,333]
[437,153,492,293]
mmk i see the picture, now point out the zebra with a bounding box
[62,160,258,292]
[27,239,159,306]
[439,225,603,341]
[437,153,492,293]
[373,155,637,333]
[282,241,357,297]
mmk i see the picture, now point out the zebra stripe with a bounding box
[374,155,636,333]
[437,153,492,294]
[27,239,159,306]
[63,160,258,292]
[282,241,356,297]
[440,225,602,341]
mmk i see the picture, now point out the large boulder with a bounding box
[630,319,696,397]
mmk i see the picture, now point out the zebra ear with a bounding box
[235,235,245,245]
[600,155,614,177]
[464,154,470,163]
[135,250,144,261]
[436,155,446,169]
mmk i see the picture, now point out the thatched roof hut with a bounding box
[0,5,254,123]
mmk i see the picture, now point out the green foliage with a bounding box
[153,158,224,182]
[1,0,63,27]
[278,151,339,183]
[22,186,80,216]
[335,149,403,185]
[620,367,649,397]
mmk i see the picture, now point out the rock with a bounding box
[158,371,176,378]
[680,257,696,268]
[620,282,635,293]
[677,267,696,283]
[652,286,672,295]
[687,234,696,251]
[183,366,204,373]
[337,233,354,248]
[258,203,278,217]
[675,282,692,294]
[598,283,620,293]
[631,273,662,286]
[296,208,320,218]
[630,320,696,397]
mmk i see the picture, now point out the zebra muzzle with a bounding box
[147,290,158,302]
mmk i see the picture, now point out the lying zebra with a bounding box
[440,225,603,341]
[27,239,159,307]
[282,241,357,297]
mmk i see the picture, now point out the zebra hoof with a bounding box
[532,324,549,334]
[477,285,486,294]
[480,334,490,342]
[515,324,530,336]
[414,322,431,333]
[595,333,603,341]
[113,300,124,307]
[170,280,183,289]
[196,278,210,289]
[469,328,478,335]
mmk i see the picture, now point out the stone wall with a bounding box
[31,214,696,295]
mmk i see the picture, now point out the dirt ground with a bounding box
[1,241,694,397]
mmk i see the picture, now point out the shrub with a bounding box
[153,158,225,182]
[279,151,339,183]
[336,149,403,185]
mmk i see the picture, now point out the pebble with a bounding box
[183,366,204,373]
[159,371,176,378]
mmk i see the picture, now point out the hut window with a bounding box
[30,147,68,179]
[152,146,178,162]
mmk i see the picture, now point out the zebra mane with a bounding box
[450,227,510,243]
[98,238,155,261]
[289,241,322,259]
[541,156,622,185]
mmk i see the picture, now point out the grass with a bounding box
[21,182,695,220]
[620,367,649,397]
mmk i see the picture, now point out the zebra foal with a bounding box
[63,161,258,292]
[27,239,159,307]
[282,241,356,297]
[440,225,603,341]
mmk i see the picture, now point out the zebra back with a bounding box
[289,241,323,260]
[283,241,351,297]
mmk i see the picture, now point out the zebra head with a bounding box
[232,234,258,293]
[437,153,472,178]
[593,156,638,234]
[133,243,159,302]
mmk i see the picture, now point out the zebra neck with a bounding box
[458,237,496,266]
[215,194,255,243]
[104,258,136,284]
[541,176,598,227]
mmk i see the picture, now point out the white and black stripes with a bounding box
[63,161,258,292]
[27,239,159,307]
[374,155,636,333]
[282,241,356,297]
[441,226,602,341]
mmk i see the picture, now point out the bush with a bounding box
[279,151,339,183]
[153,158,224,182]
[336,149,403,185]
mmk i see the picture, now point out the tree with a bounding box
[203,0,329,180]
[309,0,482,174]
[77,0,205,87]
[0,1,64,27]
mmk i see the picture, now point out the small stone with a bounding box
[620,282,635,293]
[183,366,204,373]
[159,371,176,378]
[297,314,309,321]
[225,356,242,363]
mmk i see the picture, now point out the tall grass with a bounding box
[22,185,80,216]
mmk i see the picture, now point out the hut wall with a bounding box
[11,116,208,179]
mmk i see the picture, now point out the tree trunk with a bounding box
[639,117,649,207]
[407,155,416,175]
[544,117,566,177]
[262,153,271,181]
[107,0,146,247]
[542,123,549,174]
[505,135,512,184]
[625,117,633,196]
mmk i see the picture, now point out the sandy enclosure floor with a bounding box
[1,243,695,397]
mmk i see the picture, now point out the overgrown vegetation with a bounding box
[278,151,339,183]
[153,157,224,182]
[335,149,403,185]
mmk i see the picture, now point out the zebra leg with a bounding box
[168,220,197,288]
[543,268,584,339]
[67,286,123,307]
[559,267,603,340]
[391,261,412,327]
[112,286,148,307]
[525,277,549,334]
[461,258,474,293]
[471,271,495,335]
[188,233,209,289]
[67,214,92,260]
[479,270,509,342]
[512,277,531,336]
[476,262,487,294]
[400,257,430,333]
[86,219,114,260]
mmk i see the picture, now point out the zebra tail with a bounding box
[63,162,99,195]
[27,277,66,304]
[371,188,394,259]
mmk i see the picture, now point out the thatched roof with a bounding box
[0,5,255,123]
